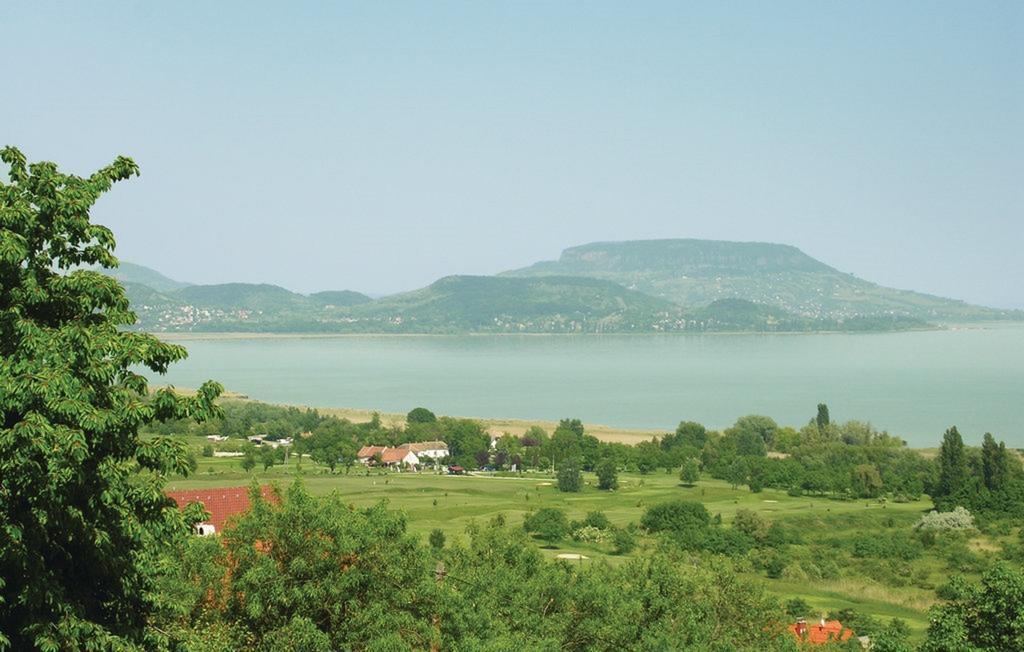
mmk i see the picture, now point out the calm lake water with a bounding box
[153,325,1024,447]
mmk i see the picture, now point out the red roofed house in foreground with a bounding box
[790,618,856,646]
[166,485,276,536]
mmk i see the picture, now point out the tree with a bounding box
[732,509,770,543]
[923,563,1024,651]
[428,528,446,552]
[260,445,284,471]
[815,403,830,431]
[522,508,570,544]
[557,457,582,492]
[679,458,700,485]
[981,432,1008,493]
[631,440,663,474]
[406,407,436,424]
[202,482,437,649]
[726,457,749,489]
[596,457,618,490]
[672,421,708,449]
[725,415,777,453]
[0,147,222,650]
[851,463,884,498]
[306,421,355,473]
[557,418,584,438]
[935,426,968,508]
[241,444,258,472]
[872,619,914,652]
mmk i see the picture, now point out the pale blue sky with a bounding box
[3,2,1021,307]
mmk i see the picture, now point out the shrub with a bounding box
[583,511,610,530]
[611,528,636,555]
[428,528,446,551]
[201,444,214,457]
[732,509,770,542]
[571,525,608,543]
[641,500,710,534]
[915,507,975,531]
[765,554,786,579]
[785,597,811,618]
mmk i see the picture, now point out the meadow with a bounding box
[165,440,1004,642]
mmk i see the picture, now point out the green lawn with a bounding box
[170,443,946,639]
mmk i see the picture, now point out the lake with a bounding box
[152,325,1024,447]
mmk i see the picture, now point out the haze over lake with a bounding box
[154,325,1024,448]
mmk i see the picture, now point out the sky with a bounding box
[3,2,1022,307]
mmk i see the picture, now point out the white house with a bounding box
[402,441,449,460]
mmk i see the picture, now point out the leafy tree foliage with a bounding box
[935,426,969,509]
[595,457,618,490]
[923,563,1024,651]
[159,482,440,650]
[641,500,710,534]
[406,407,437,424]
[523,507,570,543]
[557,457,583,492]
[815,403,830,431]
[0,147,222,650]
[679,458,700,485]
[429,528,446,551]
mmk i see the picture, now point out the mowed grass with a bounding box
[169,443,939,638]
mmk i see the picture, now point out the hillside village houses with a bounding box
[357,441,449,470]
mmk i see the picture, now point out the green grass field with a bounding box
[167,440,973,641]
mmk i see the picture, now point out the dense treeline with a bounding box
[151,399,1023,520]
[152,482,802,652]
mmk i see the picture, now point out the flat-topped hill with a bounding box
[503,239,1016,322]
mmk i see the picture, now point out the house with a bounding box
[358,444,438,469]
[789,618,855,645]
[357,445,388,464]
[380,447,420,468]
[206,435,227,442]
[401,441,449,460]
[166,485,277,536]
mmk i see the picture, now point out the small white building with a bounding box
[403,441,449,460]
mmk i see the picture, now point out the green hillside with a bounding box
[175,283,311,312]
[308,290,374,307]
[95,261,191,293]
[343,275,683,333]
[504,239,1018,322]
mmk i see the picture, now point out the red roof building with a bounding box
[789,619,855,645]
[166,485,276,533]
[356,445,387,460]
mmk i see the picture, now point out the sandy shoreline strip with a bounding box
[160,387,663,445]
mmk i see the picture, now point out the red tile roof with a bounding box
[357,445,387,459]
[380,448,414,464]
[166,485,276,532]
[789,620,854,645]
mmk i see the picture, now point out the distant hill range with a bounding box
[503,239,1015,322]
[109,239,1021,334]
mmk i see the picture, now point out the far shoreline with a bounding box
[151,325,959,342]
